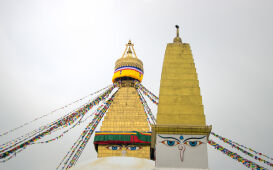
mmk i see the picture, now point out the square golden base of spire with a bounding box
[115,80,138,87]
[150,124,212,148]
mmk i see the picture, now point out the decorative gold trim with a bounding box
[114,59,143,71]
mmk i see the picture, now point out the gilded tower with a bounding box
[152,26,212,169]
[94,41,151,159]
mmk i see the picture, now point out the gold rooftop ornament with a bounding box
[173,25,182,43]
[112,40,144,83]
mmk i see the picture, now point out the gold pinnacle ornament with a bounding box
[112,40,144,83]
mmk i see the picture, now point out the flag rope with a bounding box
[136,88,156,125]
[0,85,112,137]
[0,85,115,161]
[211,132,273,167]
[58,88,118,169]
[208,140,266,170]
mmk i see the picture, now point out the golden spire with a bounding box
[127,47,133,58]
[173,25,182,43]
[151,28,211,148]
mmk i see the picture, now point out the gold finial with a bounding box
[127,47,132,54]
[173,25,182,43]
[176,25,179,37]
[121,40,138,58]
[113,40,144,82]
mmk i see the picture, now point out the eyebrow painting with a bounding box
[158,135,206,142]
[158,135,180,142]
[183,136,206,142]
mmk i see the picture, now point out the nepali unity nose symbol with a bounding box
[178,144,186,162]
[122,149,126,156]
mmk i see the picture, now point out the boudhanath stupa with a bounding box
[71,25,211,170]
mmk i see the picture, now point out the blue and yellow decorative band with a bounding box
[112,66,144,82]
[114,66,143,74]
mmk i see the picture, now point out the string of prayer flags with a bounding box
[139,88,159,105]
[211,132,273,167]
[137,89,156,125]
[0,86,115,162]
[138,83,159,100]
[211,132,273,161]
[0,147,26,163]
[1,85,114,150]
[135,82,159,105]
[0,84,112,137]
[208,140,266,170]
[67,96,116,169]
[35,117,83,145]
[58,89,118,170]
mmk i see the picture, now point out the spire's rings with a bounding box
[112,40,144,82]
[114,66,143,74]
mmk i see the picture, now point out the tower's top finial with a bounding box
[173,25,182,43]
[175,25,179,37]
[112,40,144,83]
[127,46,132,54]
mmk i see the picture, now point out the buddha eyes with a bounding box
[184,141,203,147]
[161,140,203,147]
[126,146,141,150]
[106,145,141,150]
[161,140,180,146]
[106,146,121,150]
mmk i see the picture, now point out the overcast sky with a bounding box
[0,0,272,170]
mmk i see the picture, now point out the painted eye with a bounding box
[126,146,141,150]
[106,146,121,150]
[161,140,180,146]
[184,141,203,147]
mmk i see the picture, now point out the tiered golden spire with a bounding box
[152,26,211,147]
[157,25,207,126]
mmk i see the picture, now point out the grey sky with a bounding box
[0,0,273,169]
